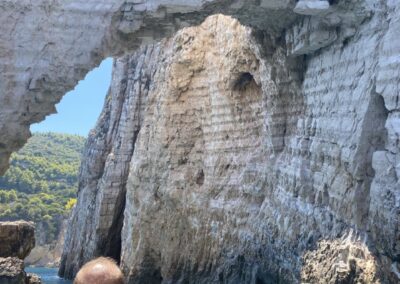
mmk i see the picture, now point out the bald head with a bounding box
[74,257,124,284]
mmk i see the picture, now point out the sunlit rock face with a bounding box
[301,231,382,283]
[119,14,305,283]
[63,6,399,283]
[2,0,400,283]
[118,12,396,282]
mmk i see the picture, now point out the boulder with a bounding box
[0,221,35,259]
[0,257,26,284]
[26,273,41,284]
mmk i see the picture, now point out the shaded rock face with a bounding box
[0,257,26,284]
[0,221,35,259]
[59,44,161,279]
[0,221,41,284]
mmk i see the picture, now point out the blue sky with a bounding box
[30,58,113,137]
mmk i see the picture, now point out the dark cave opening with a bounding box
[101,195,126,264]
[233,72,256,91]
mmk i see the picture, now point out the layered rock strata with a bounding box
[0,0,368,175]
[120,15,305,283]
[62,4,399,283]
[0,0,399,283]
[59,44,161,278]
[0,0,301,175]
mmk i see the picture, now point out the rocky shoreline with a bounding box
[0,221,41,284]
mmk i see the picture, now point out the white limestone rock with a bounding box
[1,0,399,283]
[0,0,300,175]
[286,17,337,55]
[293,0,330,16]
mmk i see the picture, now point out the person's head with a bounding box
[74,257,124,284]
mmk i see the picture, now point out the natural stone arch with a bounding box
[0,0,301,175]
[58,12,307,280]
[3,1,398,283]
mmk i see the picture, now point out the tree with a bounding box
[0,132,85,243]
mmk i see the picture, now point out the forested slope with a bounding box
[0,132,85,242]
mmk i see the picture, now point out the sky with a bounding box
[30,58,113,137]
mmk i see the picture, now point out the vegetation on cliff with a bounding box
[0,132,85,242]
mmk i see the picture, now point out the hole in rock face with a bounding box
[233,72,256,91]
[31,58,113,136]
[196,169,205,186]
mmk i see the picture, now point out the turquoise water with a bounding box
[25,267,72,284]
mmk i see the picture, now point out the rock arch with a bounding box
[0,0,301,175]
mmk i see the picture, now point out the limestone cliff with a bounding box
[0,0,299,175]
[0,0,399,283]
[25,219,68,268]
[59,44,161,278]
[61,3,399,283]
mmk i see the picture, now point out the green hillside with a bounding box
[0,132,85,242]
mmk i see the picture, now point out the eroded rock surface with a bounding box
[0,221,35,259]
[61,5,399,283]
[0,0,372,175]
[301,231,382,283]
[0,221,41,283]
[0,258,42,284]
[119,14,304,283]
[1,0,399,283]
[0,257,26,284]
[59,44,162,279]
[0,0,301,175]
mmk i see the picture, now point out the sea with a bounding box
[25,267,72,284]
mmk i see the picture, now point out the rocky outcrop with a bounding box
[119,15,305,283]
[0,257,26,284]
[1,0,399,283]
[26,274,41,284]
[61,3,399,283]
[0,221,35,259]
[0,258,41,284]
[0,221,41,284]
[0,0,301,175]
[301,231,382,283]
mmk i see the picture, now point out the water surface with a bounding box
[25,267,72,284]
